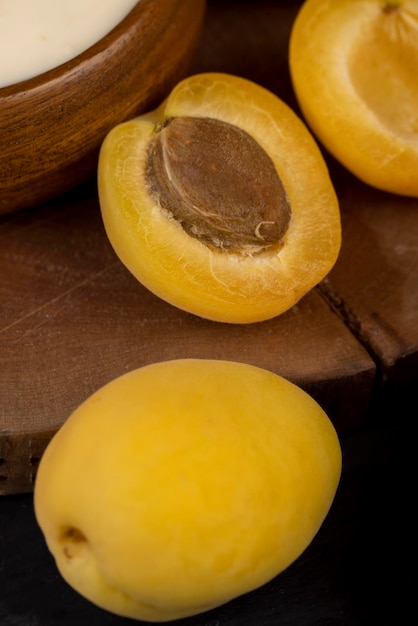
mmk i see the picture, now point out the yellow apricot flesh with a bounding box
[98,73,341,323]
[34,359,342,622]
[289,0,418,197]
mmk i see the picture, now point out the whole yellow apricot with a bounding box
[34,359,342,623]
[289,0,418,197]
[98,72,341,323]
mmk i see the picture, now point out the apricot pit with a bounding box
[98,73,341,323]
[147,116,291,252]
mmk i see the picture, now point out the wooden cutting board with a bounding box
[1,0,417,495]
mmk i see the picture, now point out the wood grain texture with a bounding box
[0,0,206,215]
[321,162,418,390]
[0,181,374,494]
[2,0,417,496]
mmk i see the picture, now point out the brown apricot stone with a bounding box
[146,116,291,252]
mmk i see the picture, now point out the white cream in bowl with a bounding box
[0,0,139,88]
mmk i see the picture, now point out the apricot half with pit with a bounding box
[289,0,418,197]
[98,72,341,324]
[34,358,342,622]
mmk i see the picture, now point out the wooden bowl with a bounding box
[0,0,206,216]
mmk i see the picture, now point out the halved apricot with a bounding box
[98,73,341,323]
[289,0,418,197]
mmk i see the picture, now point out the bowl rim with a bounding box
[0,0,147,97]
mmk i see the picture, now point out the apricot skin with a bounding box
[289,0,418,197]
[34,359,342,623]
[98,73,341,324]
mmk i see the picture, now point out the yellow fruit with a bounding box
[98,72,341,323]
[289,0,418,197]
[34,359,342,623]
